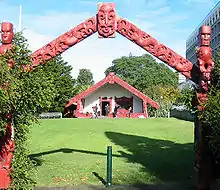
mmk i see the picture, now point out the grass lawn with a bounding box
[29,118,194,187]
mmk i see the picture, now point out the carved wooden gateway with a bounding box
[0,2,216,190]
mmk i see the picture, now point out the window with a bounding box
[115,96,133,110]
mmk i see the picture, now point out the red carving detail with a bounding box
[108,72,115,84]
[116,17,193,79]
[1,22,14,45]
[97,3,116,38]
[31,17,97,68]
[157,45,176,67]
[195,26,215,189]
[197,26,214,93]
[199,25,211,46]
[197,46,214,81]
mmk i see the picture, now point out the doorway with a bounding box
[101,101,110,116]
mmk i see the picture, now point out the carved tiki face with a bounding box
[98,3,116,37]
[1,22,14,44]
[200,26,211,46]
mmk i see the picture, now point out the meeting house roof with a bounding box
[65,72,160,109]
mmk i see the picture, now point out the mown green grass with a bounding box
[29,118,194,187]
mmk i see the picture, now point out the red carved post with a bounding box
[97,2,116,38]
[0,22,15,189]
[195,26,215,190]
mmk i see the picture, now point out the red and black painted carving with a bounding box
[97,2,116,38]
[194,25,215,190]
[116,17,193,79]
[197,26,214,95]
[31,17,97,69]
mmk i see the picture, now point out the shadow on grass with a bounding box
[105,131,194,183]
[92,172,106,185]
[29,148,122,166]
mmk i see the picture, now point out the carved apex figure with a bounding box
[97,3,116,38]
[108,72,115,84]
[0,22,14,54]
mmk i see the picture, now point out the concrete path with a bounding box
[34,183,195,190]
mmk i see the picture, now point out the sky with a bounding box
[0,0,219,82]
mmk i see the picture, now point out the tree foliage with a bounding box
[175,86,195,111]
[105,54,178,95]
[201,52,220,155]
[147,85,180,117]
[31,56,77,113]
[0,32,56,188]
[76,68,94,93]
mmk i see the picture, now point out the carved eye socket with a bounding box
[108,11,115,19]
[99,11,105,17]
[100,14,105,19]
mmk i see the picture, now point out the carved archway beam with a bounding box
[30,16,97,69]
[116,17,194,80]
[28,2,194,81]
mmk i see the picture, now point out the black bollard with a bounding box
[106,146,112,187]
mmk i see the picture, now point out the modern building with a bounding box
[186,1,220,65]
[65,72,159,118]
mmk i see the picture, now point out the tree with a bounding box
[31,55,78,113]
[105,54,178,97]
[201,51,220,157]
[175,86,194,111]
[0,32,56,188]
[76,68,94,93]
[147,85,180,117]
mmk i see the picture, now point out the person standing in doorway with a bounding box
[105,103,110,117]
